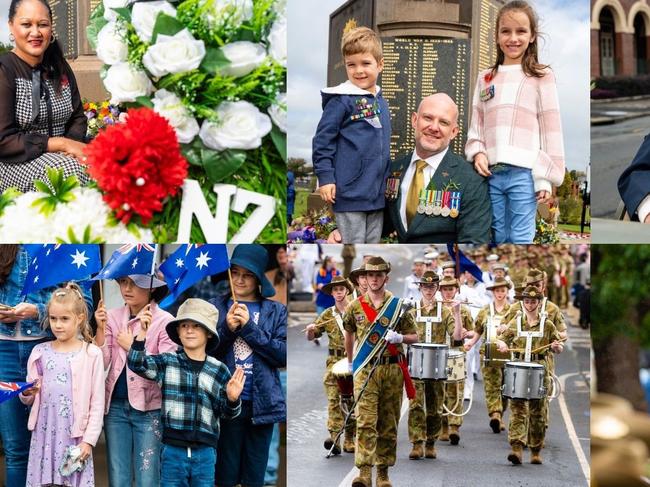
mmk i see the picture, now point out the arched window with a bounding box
[634,14,647,74]
[599,8,616,76]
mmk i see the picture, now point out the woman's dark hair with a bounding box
[151,285,169,304]
[0,245,19,285]
[9,0,70,93]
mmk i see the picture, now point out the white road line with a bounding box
[558,372,590,485]
[338,393,410,487]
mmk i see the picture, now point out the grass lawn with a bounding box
[559,223,590,234]
[293,188,310,223]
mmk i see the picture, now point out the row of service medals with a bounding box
[416,189,461,218]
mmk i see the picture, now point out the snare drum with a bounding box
[408,343,448,380]
[502,361,546,400]
[484,341,511,368]
[445,350,466,382]
[331,358,353,397]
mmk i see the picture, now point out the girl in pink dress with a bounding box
[21,284,104,487]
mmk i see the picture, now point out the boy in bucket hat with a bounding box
[209,244,287,487]
[127,298,245,486]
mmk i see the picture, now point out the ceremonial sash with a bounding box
[356,296,416,399]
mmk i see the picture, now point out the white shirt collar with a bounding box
[409,147,449,168]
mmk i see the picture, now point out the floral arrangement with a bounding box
[287,207,336,243]
[0,169,153,243]
[83,100,123,138]
[85,0,287,241]
[534,217,560,244]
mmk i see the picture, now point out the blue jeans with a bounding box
[161,443,216,487]
[0,338,46,487]
[105,398,162,487]
[488,165,537,243]
[264,370,286,485]
[216,401,275,487]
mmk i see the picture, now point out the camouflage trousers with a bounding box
[481,362,504,416]
[511,371,550,449]
[442,379,465,427]
[408,379,444,443]
[354,363,403,468]
[324,370,355,436]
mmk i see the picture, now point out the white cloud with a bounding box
[0,0,10,44]
[288,0,589,173]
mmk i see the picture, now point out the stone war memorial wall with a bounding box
[50,0,78,59]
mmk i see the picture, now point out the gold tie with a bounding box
[406,160,427,226]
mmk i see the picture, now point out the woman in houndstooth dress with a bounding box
[0,0,90,193]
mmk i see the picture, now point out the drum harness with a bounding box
[326,302,412,458]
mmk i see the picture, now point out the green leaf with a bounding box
[270,125,286,162]
[200,47,230,74]
[86,11,108,51]
[33,180,50,194]
[112,7,132,23]
[0,188,20,217]
[135,96,154,108]
[30,168,79,216]
[201,149,247,184]
[151,12,185,43]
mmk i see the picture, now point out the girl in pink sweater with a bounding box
[466,0,565,243]
[21,284,104,487]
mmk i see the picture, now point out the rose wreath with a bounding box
[0,0,286,243]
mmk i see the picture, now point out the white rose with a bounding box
[131,0,177,43]
[267,15,287,67]
[203,0,253,29]
[267,92,286,133]
[103,63,154,104]
[220,41,267,78]
[143,29,206,77]
[199,101,272,151]
[152,89,200,143]
[96,22,128,65]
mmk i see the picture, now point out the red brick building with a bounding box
[592,0,650,77]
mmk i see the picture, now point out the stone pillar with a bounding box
[64,0,108,102]
[616,32,635,75]
[591,29,601,78]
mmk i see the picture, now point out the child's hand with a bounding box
[226,366,246,402]
[226,303,249,331]
[327,229,342,243]
[117,329,134,351]
[536,190,551,204]
[319,183,336,204]
[645,214,650,224]
[78,442,92,462]
[94,300,107,332]
[138,304,153,332]
[22,379,41,397]
[473,153,491,177]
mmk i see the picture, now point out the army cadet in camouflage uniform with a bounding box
[306,275,356,455]
[342,256,418,487]
[349,263,369,300]
[438,276,474,445]
[464,277,512,433]
[404,271,462,460]
[496,286,564,465]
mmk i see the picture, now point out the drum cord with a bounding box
[442,381,473,417]
[548,373,562,401]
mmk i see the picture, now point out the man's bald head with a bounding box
[411,92,460,159]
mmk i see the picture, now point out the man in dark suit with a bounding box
[618,135,650,222]
[383,93,491,242]
[328,93,491,243]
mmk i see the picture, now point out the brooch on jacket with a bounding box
[480,84,494,102]
[385,171,401,200]
[350,97,381,121]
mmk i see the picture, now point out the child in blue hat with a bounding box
[209,244,287,487]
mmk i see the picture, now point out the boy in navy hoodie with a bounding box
[312,26,392,243]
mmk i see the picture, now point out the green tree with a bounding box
[556,170,572,199]
[592,245,650,410]
[0,42,12,55]
[288,157,312,179]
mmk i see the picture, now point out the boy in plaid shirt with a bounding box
[128,298,245,487]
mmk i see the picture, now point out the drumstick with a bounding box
[508,337,568,354]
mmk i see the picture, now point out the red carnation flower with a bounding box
[84,107,188,225]
[484,71,493,83]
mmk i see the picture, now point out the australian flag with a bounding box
[94,244,157,280]
[0,381,35,404]
[22,245,102,296]
[159,245,229,308]
[446,244,483,283]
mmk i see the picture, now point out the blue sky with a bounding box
[288,0,591,173]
